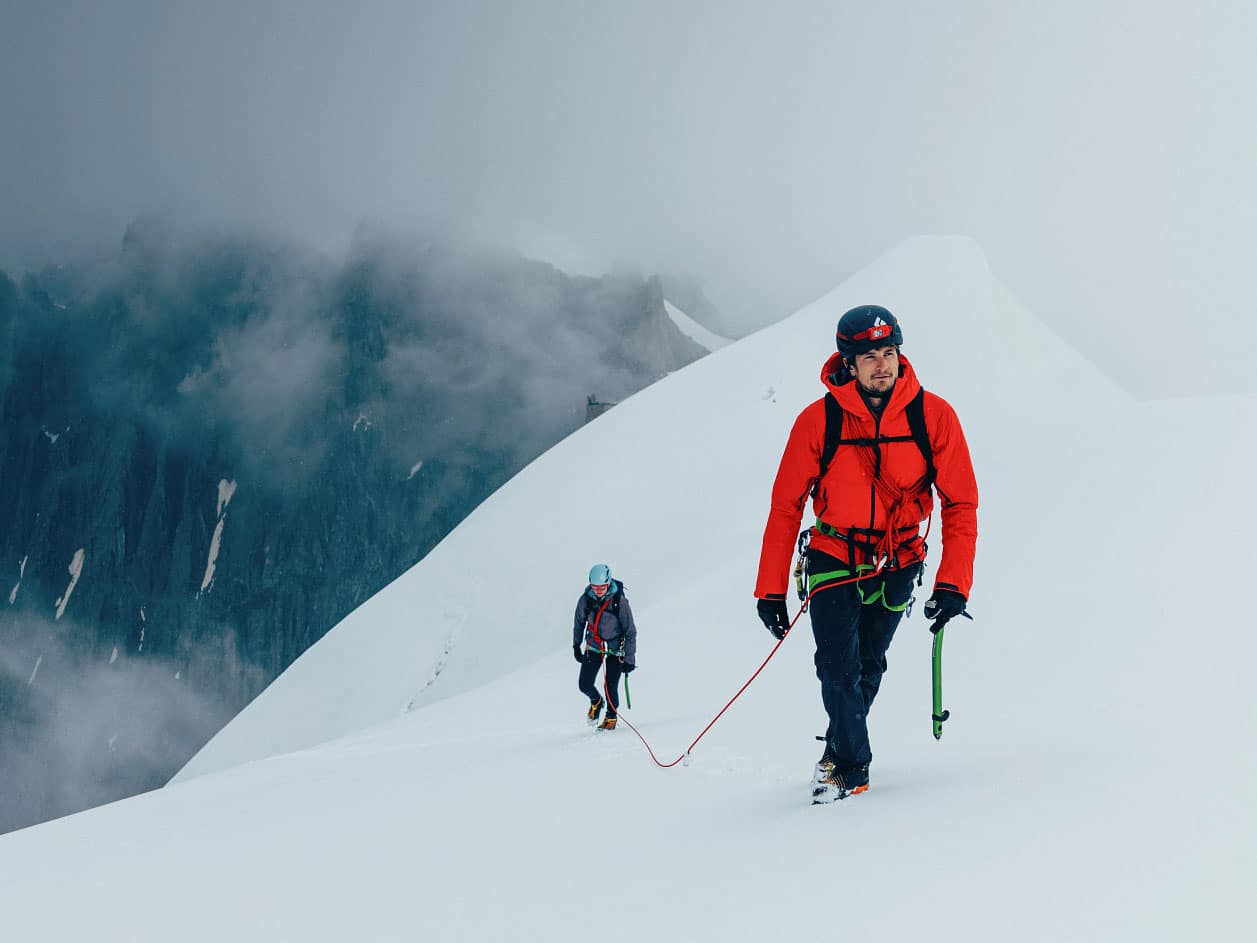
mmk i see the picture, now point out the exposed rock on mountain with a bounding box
[0,225,707,831]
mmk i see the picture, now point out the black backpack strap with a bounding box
[904,388,936,488]
[814,389,933,495]
[812,393,843,498]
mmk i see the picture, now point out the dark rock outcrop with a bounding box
[0,226,707,831]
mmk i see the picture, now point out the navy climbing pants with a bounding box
[808,551,921,772]
[578,650,625,717]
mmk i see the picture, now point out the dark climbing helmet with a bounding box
[835,305,902,358]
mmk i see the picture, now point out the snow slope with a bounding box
[664,299,731,351]
[2,236,1252,943]
[176,235,1131,780]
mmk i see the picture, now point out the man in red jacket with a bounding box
[755,305,978,802]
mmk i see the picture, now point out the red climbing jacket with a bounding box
[755,352,978,600]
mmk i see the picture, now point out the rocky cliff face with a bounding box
[0,226,706,831]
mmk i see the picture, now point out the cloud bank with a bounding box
[2,1,1254,395]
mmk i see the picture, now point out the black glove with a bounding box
[757,597,790,640]
[572,644,584,663]
[923,589,969,633]
[619,659,635,674]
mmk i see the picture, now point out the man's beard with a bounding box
[858,377,896,398]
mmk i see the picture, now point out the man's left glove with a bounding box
[619,659,635,674]
[923,589,970,633]
[757,597,790,640]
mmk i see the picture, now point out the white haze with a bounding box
[2,2,1256,396]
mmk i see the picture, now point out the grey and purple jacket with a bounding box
[573,581,637,665]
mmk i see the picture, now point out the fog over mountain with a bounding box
[3,3,1256,396]
[2,0,1255,832]
[0,222,706,831]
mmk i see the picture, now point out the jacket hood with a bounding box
[820,350,923,421]
[586,579,620,601]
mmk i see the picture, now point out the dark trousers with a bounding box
[809,556,920,771]
[578,650,625,717]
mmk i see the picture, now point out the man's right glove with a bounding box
[572,644,584,663]
[756,597,790,640]
[923,589,970,633]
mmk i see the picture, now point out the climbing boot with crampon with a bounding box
[811,765,869,804]
[597,715,617,731]
[587,697,603,725]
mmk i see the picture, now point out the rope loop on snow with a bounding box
[602,567,888,769]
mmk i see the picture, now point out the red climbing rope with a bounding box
[599,568,887,768]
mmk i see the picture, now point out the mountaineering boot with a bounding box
[587,696,603,725]
[597,715,618,731]
[811,765,869,805]
[813,740,838,784]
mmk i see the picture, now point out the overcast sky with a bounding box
[3,1,1254,394]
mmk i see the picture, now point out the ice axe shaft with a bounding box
[931,623,950,739]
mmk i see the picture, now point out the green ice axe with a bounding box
[929,606,971,739]
[624,673,632,710]
[931,624,949,740]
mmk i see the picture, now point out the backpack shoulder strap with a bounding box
[812,393,843,498]
[905,388,936,487]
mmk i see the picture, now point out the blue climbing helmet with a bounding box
[588,563,612,586]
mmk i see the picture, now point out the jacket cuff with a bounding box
[933,582,965,600]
